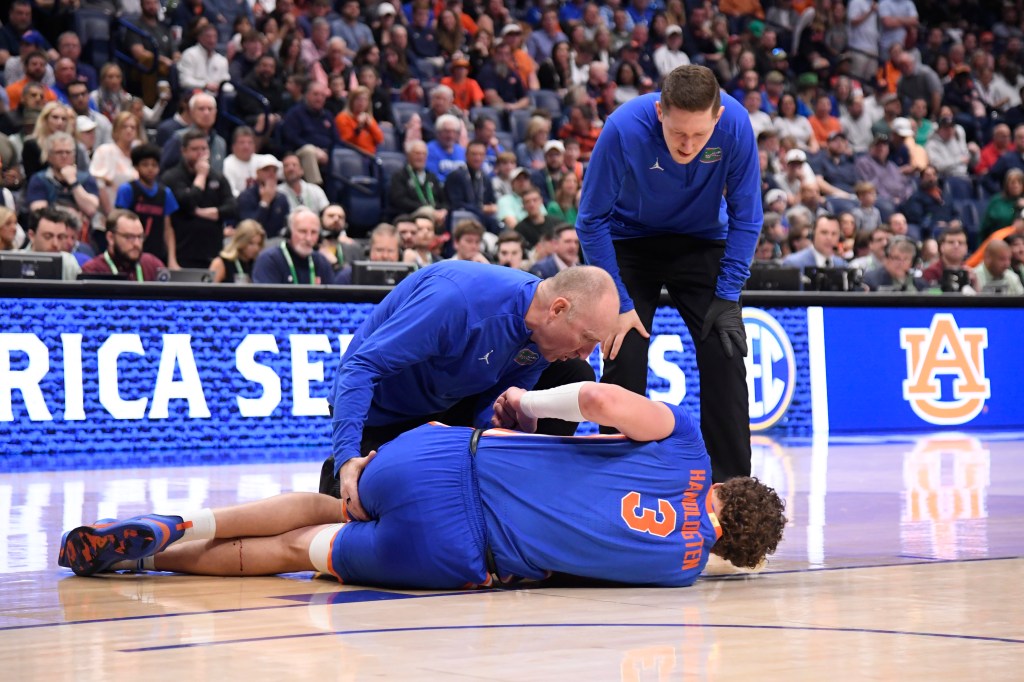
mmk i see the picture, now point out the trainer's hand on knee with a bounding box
[339,451,376,521]
[604,310,649,360]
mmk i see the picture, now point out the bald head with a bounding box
[527,266,620,362]
[984,239,1012,278]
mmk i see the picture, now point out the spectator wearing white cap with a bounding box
[888,116,929,175]
[500,22,540,91]
[238,155,290,238]
[496,166,533,229]
[75,114,98,158]
[653,25,690,79]
[773,148,809,204]
[530,139,566,204]
[372,3,399,47]
[763,188,789,216]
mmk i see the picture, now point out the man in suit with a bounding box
[782,214,847,269]
[530,223,580,279]
[444,140,500,233]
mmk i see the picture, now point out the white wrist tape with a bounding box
[519,382,586,422]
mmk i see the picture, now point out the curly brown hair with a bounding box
[712,477,786,569]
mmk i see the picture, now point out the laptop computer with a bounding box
[0,251,63,280]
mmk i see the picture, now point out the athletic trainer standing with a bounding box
[576,65,763,482]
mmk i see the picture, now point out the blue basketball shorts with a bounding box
[326,424,491,589]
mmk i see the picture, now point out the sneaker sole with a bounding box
[63,523,157,577]
[58,519,117,569]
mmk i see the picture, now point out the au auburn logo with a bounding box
[900,314,990,425]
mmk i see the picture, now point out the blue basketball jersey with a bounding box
[474,403,721,587]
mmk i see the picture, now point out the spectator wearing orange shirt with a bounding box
[558,105,602,161]
[875,43,903,96]
[440,57,484,112]
[6,50,55,110]
[499,23,540,91]
[433,0,478,37]
[335,86,384,155]
[809,94,842,147]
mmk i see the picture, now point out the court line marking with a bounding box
[4,555,1020,633]
[743,554,1023,577]
[0,589,481,632]
[119,622,1024,652]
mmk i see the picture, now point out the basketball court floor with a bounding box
[2,433,1022,680]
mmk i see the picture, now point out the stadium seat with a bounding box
[375,151,407,193]
[392,102,423,133]
[216,86,239,139]
[509,109,533,144]
[450,210,478,230]
[495,131,515,151]
[959,200,980,246]
[827,196,857,215]
[944,176,975,201]
[327,148,370,203]
[415,58,440,82]
[470,106,502,130]
[77,9,114,70]
[343,176,383,235]
[379,125,399,152]
[530,89,563,120]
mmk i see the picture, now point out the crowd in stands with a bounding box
[0,0,1022,293]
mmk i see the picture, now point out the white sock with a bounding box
[110,555,156,572]
[181,508,217,542]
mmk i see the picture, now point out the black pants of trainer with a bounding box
[599,233,751,483]
[318,358,595,497]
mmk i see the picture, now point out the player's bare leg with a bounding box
[204,493,345,538]
[153,525,331,576]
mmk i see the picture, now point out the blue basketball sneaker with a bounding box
[60,515,189,577]
[58,519,116,569]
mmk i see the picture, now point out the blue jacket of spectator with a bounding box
[237,185,291,238]
[280,102,337,153]
[444,166,501,234]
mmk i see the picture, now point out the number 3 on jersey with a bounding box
[620,491,677,537]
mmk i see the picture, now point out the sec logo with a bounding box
[743,309,796,431]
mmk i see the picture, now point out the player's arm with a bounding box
[718,112,764,301]
[494,382,675,442]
